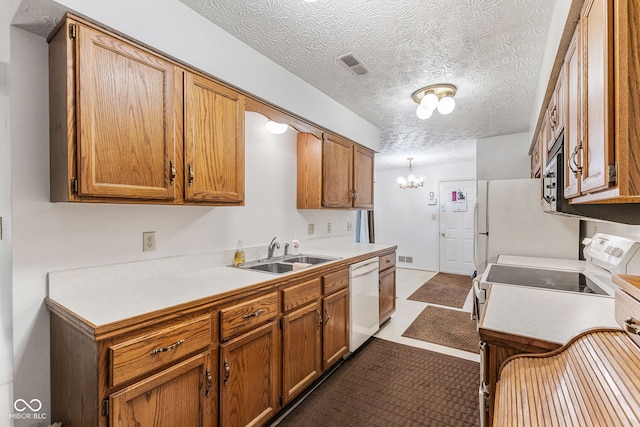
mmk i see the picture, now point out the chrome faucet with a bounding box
[268,236,280,258]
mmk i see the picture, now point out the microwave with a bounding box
[542,132,640,224]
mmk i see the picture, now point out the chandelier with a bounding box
[396,157,424,189]
[412,84,457,120]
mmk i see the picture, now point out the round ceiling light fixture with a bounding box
[412,84,457,119]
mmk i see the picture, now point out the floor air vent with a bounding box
[337,52,370,76]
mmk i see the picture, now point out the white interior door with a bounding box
[439,180,476,275]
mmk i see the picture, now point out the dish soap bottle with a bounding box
[291,234,300,255]
[233,240,245,266]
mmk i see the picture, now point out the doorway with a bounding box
[438,180,476,275]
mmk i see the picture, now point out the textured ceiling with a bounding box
[180,0,555,169]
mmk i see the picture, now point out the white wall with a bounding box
[7,1,370,426]
[374,160,476,271]
[583,220,640,242]
[0,0,19,425]
[529,0,574,139]
[476,132,531,180]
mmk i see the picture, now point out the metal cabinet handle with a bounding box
[353,190,358,200]
[625,318,640,336]
[569,141,582,177]
[188,163,195,187]
[549,105,557,129]
[324,307,330,325]
[223,358,230,386]
[169,160,176,185]
[205,368,212,397]
[242,309,264,319]
[317,309,323,330]
[150,339,185,355]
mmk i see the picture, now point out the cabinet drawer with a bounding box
[110,315,212,388]
[379,253,396,271]
[615,288,640,347]
[221,292,278,340]
[282,278,321,312]
[323,269,349,295]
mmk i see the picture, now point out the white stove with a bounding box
[473,233,640,320]
[475,233,640,427]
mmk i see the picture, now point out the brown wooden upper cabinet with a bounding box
[49,15,245,205]
[297,132,374,209]
[560,0,640,203]
[184,72,245,204]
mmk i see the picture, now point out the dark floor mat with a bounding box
[407,272,473,308]
[275,338,480,427]
[402,305,480,354]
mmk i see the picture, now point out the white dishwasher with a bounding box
[348,257,380,352]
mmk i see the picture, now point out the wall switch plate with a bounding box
[143,231,156,252]
[347,221,352,231]
[327,223,332,233]
[308,224,315,235]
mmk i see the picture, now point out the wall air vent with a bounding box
[337,52,370,76]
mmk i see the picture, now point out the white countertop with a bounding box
[480,284,619,345]
[497,255,586,272]
[48,242,394,329]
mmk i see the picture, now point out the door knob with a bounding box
[441,232,445,237]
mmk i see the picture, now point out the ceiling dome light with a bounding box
[265,120,288,134]
[420,93,439,110]
[437,96,456,115]
[416,104,434,120]
[411,84,457,120]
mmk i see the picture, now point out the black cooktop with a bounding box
[485,265,608,295]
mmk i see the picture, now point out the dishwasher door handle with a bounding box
[350,261,379,276]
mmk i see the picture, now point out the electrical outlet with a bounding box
[308,224,315,235]
[347,221,352,231]
[327,223,332,233]
[143,231,156,252]
[593,226,598,235]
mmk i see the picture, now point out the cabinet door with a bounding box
[564,25,582,199]
[110,352,213,427]
[282,301,322,404]
[322,135,353,208]
[184,72,245,203]
[553,63,567,142]
[220,322,279,427]
[322,288,349,370]
[530,135,541,178]
[353,146,374,209]
[76,24,178,200]
[379,267,396,324]
[581,0,614,194]
[546,93,558,153]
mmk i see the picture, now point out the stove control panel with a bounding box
[584,234,640,274]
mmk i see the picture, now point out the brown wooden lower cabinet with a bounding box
[110,352,214,427]
[220,321,280,427]
[48,248,398,427]
[282,301,322,404]
[379,266,396,324]
[322,287,349,369]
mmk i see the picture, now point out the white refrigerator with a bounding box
[474,179,580,274]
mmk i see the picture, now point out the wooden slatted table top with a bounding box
[494,328,640,426]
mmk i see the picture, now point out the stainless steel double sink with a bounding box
[236,254,340,274]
